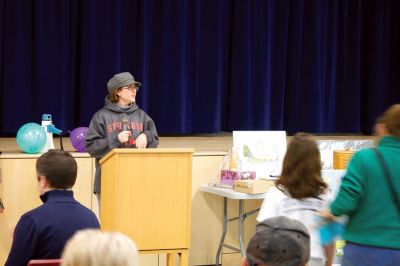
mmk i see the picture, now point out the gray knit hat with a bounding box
[246,216,310,266]
[107,72,142,94]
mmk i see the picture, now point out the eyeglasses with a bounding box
[121,85,139,91]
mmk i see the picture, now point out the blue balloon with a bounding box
[16,123,47,154]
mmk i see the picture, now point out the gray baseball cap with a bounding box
[246,216,310,266]
[107,72,142,94]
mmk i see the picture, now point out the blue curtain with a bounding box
[1,0,399,135]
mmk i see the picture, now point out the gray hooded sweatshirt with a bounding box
[85,98,159,193]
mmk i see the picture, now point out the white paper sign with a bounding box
[233,131,287,178]
[321,169,346,198]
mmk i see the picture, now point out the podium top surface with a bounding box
[100,148,194,164]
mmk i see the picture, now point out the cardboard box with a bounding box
[234,179,275,194]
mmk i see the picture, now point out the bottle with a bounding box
[41,114,62,151]
[40,114,54,153]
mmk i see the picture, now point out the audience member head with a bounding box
[277,133,327,199]
[61,229,138,266]
[373,116,387,137]
[243,216,310,266]
[381,103,400,137]
[36,149,77,194]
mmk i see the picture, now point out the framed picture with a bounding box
[233,131,287,178]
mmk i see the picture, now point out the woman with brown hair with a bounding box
[85,72,159,206]
[257,133,334,266]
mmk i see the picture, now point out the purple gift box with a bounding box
[220,170,256,186]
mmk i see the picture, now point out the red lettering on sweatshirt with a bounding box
[107,124,113,133]
[106,121,144,133]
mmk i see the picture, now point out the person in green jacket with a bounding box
[322,104,400,266]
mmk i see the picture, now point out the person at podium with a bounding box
[85,72,159,205]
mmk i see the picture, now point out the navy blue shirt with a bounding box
[5,190,100,266]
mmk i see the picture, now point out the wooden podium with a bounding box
[99,148,193,266]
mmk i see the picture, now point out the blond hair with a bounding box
[382,103,400,137]
[61,229,137,266]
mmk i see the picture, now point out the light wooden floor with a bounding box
[0,134,375,154]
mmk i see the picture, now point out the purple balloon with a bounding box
[70,127,89,152]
